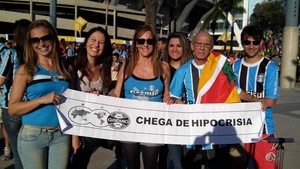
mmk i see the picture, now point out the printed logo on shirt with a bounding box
[257,73,265,83]
[130,85,160,101]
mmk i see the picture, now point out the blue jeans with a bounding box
[18,124,70,169]
[168,144,183,169]
[2,108,23,169]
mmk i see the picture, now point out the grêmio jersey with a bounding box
[170,60,203,104]
[124,74,164,102]
[22,64,70,127]
[232,57,279,134]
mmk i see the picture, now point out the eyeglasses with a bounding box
[29,34,52,45]
[242,40,260,46]
[136,39,155,45]
[192,41,211,48]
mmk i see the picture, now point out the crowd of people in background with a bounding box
[0,18,297,169]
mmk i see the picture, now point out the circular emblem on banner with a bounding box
[107,112,130,129]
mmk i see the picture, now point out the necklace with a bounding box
[38,62,55,71]
[38,62,59,82]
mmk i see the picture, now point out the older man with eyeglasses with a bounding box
[232,25,279,169]
[170,31,242,169]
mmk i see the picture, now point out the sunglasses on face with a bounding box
[242,40,260,46]
[136,38,155,45]
[29,34,52,44]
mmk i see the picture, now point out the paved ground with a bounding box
[1,83,300,169]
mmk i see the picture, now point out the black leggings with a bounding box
[122,142,160,169]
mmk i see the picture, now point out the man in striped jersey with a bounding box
[232,25,279,169]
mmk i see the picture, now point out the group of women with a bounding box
[4,19,193,169]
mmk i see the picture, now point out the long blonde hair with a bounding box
[24,19,70,82]
[125,25,162,77]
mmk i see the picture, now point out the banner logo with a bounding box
[68,106,130,129]
[108,112,130,129]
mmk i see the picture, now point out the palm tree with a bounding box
[167,0,182,33]
[201,0,245,52]
[139,0,160,29]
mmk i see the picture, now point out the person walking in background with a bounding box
[157,37,167,61]
[112,42,120,54]
[0,36,11,162]
[232,25,279,169]
[119,44,128,63]
[67,41,76,58]
[160,32,193,169]
[112,25,171,169]
[0,19,31,168]
[111,52,120,91]
[8,19,71,169]
[65,26,114,169]
[59,38,67,59]
[170,32,243,169]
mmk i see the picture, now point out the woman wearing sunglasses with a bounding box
[112,25,171,169]
[8,19,71,169]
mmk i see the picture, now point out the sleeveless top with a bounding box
[124,74,164,102]
[76,70,103,93]
[22,63,70,126]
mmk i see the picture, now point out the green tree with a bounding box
[250,1,285,55]
[202,0,245,51]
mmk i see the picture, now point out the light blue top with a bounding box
[124,74,164,102]
[22,64,70,127]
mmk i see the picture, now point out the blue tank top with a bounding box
[22,64,70,127]
[124,74,164,102]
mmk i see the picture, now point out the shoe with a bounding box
[1,147,12,161]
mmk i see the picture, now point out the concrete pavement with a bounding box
[271,83,300,169]
[1,83,300,169]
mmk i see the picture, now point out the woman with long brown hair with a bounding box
[66,26,113,169]
[113,25,171,169]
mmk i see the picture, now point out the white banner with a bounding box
[56,89,265,145]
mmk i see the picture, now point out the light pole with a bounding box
[230,20,236,54]
[105,0,109,31]
[280,0,299,88]
[50,0,57,29]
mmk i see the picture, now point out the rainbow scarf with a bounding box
[196,52,240,104]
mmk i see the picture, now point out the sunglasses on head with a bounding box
[136,38,155,45]
[29,34,52,44]
[242,40,260,46]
